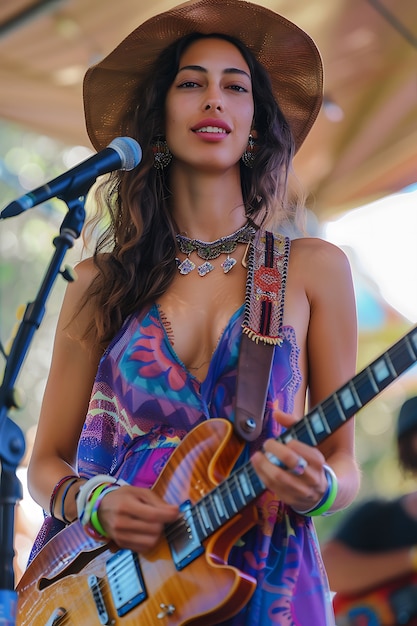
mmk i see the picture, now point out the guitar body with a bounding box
[333,573,417,626]
[16,419,258,625]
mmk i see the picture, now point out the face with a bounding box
[165,37,255,172]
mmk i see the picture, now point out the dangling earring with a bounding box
[241,133,257,168]
[152,136,172,169]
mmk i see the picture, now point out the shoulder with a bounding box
[288,236,353,296]
[58,255,103,330]
[69,254,108,300]
[290,236,350,270]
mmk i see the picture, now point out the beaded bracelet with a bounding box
[49,475,78,518]
[293,464,338,517]
[61,477,80,524]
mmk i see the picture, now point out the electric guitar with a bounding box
[16,325,417,625]
[333,573,417,625]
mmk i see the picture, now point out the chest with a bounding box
[157,262,247,380]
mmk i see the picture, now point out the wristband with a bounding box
[90,485,120,538]
[49,475,78,518]
[61,477,80,524]
[76,474,120,520]
[80,482,110,527]
[293,464,338,517]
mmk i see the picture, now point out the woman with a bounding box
[26,0,360,624]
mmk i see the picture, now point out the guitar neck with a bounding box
[191,326,417,542]
[281,325,417,448]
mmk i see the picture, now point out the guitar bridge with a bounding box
[169,500,204,570]
[88,574,111,624]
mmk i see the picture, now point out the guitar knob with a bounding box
[157,603,176,619]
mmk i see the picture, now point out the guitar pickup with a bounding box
[170,500,204,570]
[106,550,147,617]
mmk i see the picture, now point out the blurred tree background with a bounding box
[0,120,92,432]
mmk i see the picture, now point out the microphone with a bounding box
[0,136,142,219]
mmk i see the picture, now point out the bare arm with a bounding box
[27,258,103,519]
[321,539,416,594]
[27,258,179,551]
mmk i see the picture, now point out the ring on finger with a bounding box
[289,456,308,476]
[264,450,288,470]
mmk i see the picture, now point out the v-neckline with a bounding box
[153,302,245,386]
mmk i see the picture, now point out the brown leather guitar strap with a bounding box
[234,230,291,441]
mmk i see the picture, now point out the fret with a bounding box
[356,367,383,405]
[321,395,347,433]
[198,501,214,533]
[388,338,416,373]
[310,408,331,438]
[229,472,248,509]
[222,481,239,516]
[204,495,221,528]
[293,419,317,446]
[238,468,253,500]
[247,464,265,497]
[212,491,228,520]
[370,356,394,388]
[191,503,206,540]
[337,385,360,418]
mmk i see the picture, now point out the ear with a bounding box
[250,129,258,140]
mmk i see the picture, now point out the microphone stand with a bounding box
[0,195,86,625]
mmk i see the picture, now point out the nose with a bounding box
[202,84,223,112]
[204,100,223,111]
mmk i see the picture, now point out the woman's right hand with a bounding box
[94,485,180,553]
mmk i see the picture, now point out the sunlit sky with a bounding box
[324,185,417,324]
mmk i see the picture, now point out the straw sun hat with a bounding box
[83,0,323,154]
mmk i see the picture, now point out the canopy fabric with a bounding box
[0,0,416,218]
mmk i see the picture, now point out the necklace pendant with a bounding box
[197,261,214,277]
[221,255,237,274]
[177,257,196,275]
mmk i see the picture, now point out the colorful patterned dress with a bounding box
[29,234,335,625]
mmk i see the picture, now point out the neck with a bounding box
[170,165,247,240]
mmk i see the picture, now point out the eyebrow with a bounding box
[177,64,251,80]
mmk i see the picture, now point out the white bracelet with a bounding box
[76,474,123,520]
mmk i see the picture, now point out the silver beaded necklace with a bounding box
[175,221,256,277]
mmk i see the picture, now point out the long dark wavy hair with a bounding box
[81,32,300,350]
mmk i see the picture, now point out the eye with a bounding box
[227,84,249,93]
[177,80,201,89]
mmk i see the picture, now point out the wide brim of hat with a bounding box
[83,0,323,153]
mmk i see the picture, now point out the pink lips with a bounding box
[191,118,231,139]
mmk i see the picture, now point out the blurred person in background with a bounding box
[322,395,417,626]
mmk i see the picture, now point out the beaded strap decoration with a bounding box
[175,221,256,277]
[242,229,290,345]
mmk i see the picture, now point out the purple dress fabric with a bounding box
[30,297,335,625]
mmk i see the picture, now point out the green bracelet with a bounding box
[308,465,338,516]
[90,485,120,538]
[294,464,338,517]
